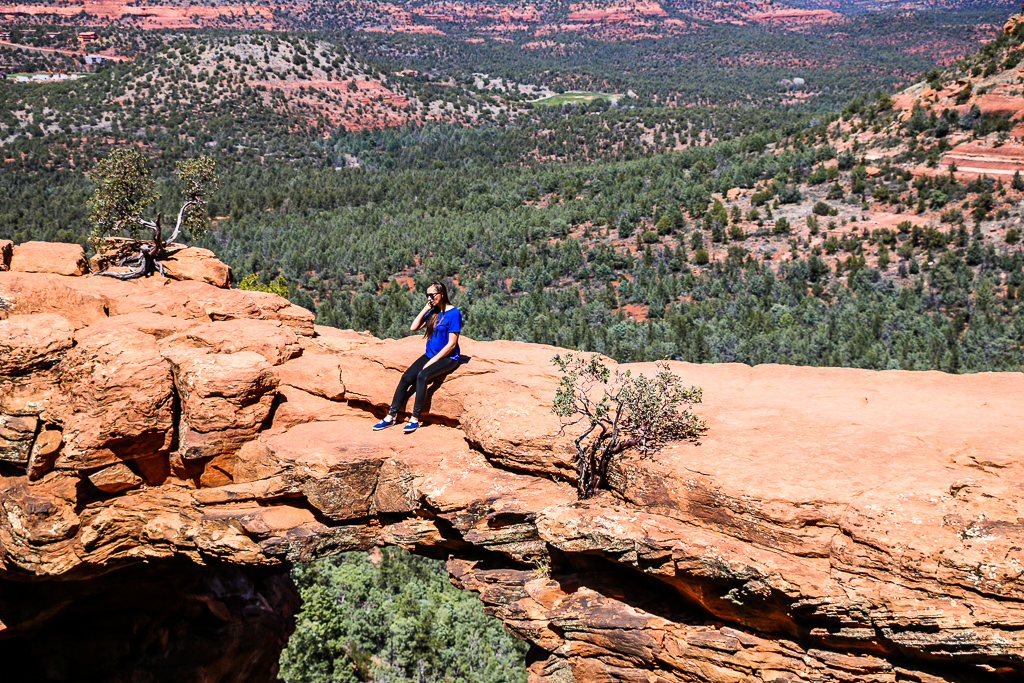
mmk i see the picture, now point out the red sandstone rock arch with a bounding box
[1,246,1022,681]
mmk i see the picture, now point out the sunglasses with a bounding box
[426,291,440,299]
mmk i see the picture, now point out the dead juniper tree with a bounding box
[87,148,218,279]
[552,353,705,499]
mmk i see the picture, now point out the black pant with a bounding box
[388,354,459,420]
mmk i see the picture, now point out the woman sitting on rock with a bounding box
[373,281,461,434]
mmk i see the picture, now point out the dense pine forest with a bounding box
[2,9,1024,680]
[3,14,1023,373]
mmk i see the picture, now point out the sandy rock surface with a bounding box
[0,312,75,374]
[159,245,233,287]
[0,262,1022,682]
[9,241,89,276]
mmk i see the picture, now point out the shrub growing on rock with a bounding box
[238,272,289,297]
[552,353,705,499]
[88,148,218,279]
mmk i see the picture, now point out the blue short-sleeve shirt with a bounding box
[425,307,461,360]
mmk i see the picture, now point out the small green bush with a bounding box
[552,353,705,498]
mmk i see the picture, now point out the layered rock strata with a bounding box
[0,247,1022,682]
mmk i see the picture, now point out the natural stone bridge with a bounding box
[1,242,1022,682]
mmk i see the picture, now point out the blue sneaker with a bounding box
[372,417,395,431]
[403,420,419,434]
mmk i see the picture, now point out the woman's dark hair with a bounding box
[423,280,451,338]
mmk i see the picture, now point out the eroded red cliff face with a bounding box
[0,243,1022,682]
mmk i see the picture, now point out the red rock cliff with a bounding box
[0,243,1022,682]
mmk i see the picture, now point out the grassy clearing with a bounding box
[7,71,87,77]
[532,91,619,105]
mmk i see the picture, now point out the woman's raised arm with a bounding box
[410,303,432,331]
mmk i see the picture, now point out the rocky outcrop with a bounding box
[9,241,89,276]
[90,240,234,288]
[1,250,1023,682]
[159,245,233,288]
[885,16,1024,181]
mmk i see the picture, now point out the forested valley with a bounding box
[2,7,1024,681]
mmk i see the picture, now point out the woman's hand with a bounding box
[411,303,434,331]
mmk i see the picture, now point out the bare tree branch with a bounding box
[166,200,201,245]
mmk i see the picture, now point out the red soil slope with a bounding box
[2,2,278,29]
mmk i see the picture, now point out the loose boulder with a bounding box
[167,348,278,463]
[57,327,176,470]
[87,462,144,493]
[9,242,89,276]
[27,428,63,480]
[160,246,233,288]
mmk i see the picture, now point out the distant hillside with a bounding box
[3,10,1024,373]
[787,0,1018,11]
[7,0,835,33]
[0,0,1013,38]
[228,11,1024,372]
[0,2,1008,111]
[0,31,532,150]
[843,11,1024,180]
